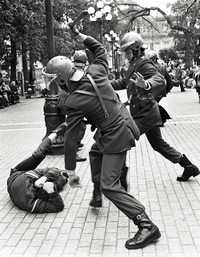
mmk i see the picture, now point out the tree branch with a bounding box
[141,17,161,33]
[117,3,192,34]
[183,0,197,16]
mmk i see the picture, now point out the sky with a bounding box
[137,0,177,14]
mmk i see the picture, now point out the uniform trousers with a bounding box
[145,126,182,163]
[89,143,145,219]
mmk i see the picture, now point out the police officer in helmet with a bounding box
[111,31,199,186]
[43,26,161,250]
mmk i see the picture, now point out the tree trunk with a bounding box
[185,32,195,68]
[10,39,17,81]
[45,0,55,59]
[22,41,29,91]
[29,50,35,85]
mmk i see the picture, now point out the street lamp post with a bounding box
[104,30,120,78]
[43,0,65,155]
[87,1,113,42]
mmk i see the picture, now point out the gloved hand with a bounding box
[130,72,151,90]
[68,22,79,37]
[68,10,88,37]
[43,181,55,194]
[34,176,47,188]
[69,175,82,188]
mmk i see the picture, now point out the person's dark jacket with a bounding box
[7,168,65,213]
[154,62,173,100]
[58,36,140,171]
[111,56,166,134]
[195,72,200,93]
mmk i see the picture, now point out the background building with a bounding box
[133,16,174,52]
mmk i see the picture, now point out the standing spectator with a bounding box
[175,63,185,92]
[195,71,200,103]
[4,81,12,105]
[9,81,20,104]
[187,72,196,88]
[0,73,9,107]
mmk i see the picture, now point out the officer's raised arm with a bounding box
[69,24,109,74]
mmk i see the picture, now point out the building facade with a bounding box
[133,16,174,52]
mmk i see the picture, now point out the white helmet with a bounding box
[120,31,144,51]
[73,50,87,65]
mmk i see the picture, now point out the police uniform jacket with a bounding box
[7,169,64,213]
[58,36,140,171]
[111,56,166,134]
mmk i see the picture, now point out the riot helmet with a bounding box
[43,56,74,92]
[73,50,88,67]
[120,31,144,61]
[120,31,144,51]
[70,50,88,81]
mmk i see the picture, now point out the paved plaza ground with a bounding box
[0,88,200,257]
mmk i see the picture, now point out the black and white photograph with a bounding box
[0,0,200,256]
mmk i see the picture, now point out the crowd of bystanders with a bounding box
[0,72,20,108]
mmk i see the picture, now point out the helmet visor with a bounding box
[42,67,58,90]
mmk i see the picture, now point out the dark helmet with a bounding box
[73,50,87,65]
[120,31,144,52]
[46,56,73,84]
[43,56,74,91]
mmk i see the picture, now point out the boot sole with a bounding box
[125,228,161,250]
[177,170,200,182]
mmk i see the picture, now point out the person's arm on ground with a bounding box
[10,123,67,175]
[32,181,64,213]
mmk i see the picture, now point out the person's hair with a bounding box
[36,167,68,192]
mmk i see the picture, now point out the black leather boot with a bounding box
[177,154,200,182]
[125,212,161,249]
[120,166,128,192]
[89,183,102,208]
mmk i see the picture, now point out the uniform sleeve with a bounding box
[136,62,166,98]
[84,36,109,74]
[64,108,85,170]
[111,78,127,90]
[32,193,64,213]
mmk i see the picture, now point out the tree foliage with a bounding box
[114,0,200,67]
[0,0,89,65]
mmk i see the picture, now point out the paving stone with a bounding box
[0,89,200,257]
